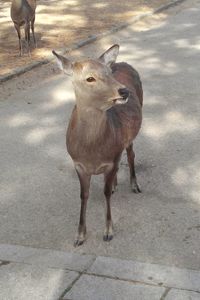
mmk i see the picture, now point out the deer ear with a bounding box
[98,44,119,66]
[52,50,73,75]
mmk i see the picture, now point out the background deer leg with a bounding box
[25,21,31,56]
[14,23,22,56]
[74,170,91,247]
[31,16,37,47]
[126,143,141,193]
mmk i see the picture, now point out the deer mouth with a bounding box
[112,97,129,105]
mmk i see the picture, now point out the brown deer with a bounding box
[11,0,37,56]
[53,45,143,246]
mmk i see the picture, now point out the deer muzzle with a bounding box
[112,88,129,105]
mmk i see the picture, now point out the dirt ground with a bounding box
[0,0,172,77]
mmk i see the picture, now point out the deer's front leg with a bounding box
[74,169,91,247]
[104,166,118,241]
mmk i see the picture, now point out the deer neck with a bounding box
[75,99,108,144]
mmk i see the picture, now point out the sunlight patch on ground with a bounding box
[164,61,180,74]
[33,48,52,57]
[143,95,167,106]
[172,163,200,203]
[8,113,33,127]
[94,3,108,9]
[174,38,200,50]
[120,46,179,74]
[25,127,61,145]
[131,13,167,32]
[36,14,87,26]
[141,57,179,74]
[41,86,74,111]
[120,47,156,61]
[40,116,59,126]
[191,43,200,50]
[172,168,190,186]
[175,39,192,48]
[143,110,199,140]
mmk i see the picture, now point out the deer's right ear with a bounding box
[52,50,73,75]
[98,44,119,66]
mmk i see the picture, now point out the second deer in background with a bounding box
[11,0,37,56]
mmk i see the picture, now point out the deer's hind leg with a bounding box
[14,23,22,56]
[126,143,141,193]
[25,21,31,56]
[31,16,37,47]
[112,173,118,193]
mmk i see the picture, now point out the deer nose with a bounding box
[118,88,129,99]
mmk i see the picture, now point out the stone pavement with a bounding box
[0,244,200,300]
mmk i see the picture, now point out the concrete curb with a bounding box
[1,243,200,298]
[0,0,187,83]
[0,243,200,291]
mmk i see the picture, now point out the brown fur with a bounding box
[52,45,143,246]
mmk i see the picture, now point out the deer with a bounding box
[52,44,143,246]
[11,0,37,56]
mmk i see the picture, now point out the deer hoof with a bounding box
[103,234,113,242]
[74,231,86,247]
[132,182,141,193]
[112,186,118,194]
[74,238,85,247]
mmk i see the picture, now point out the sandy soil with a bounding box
[0,0,172,77]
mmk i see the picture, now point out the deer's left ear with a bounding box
[52,50,73,76]
[98,44,119,66]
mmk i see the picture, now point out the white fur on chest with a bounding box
[74,161,114,175]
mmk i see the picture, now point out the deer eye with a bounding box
[86,77,96,82]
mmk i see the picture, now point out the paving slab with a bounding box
[0,244,95,272]
[89,256,200,292]
[0,262,79,300]
[0,244,200,299]
[165,289,200,300]
[64,274,166,300]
